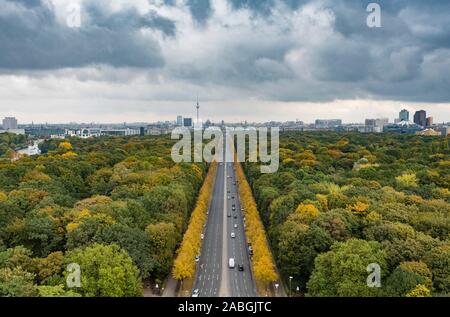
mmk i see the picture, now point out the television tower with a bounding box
[196,94,200,125]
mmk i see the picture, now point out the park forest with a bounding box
[0,131,448,297]
[0,135,206,296]
[243,132,450,297]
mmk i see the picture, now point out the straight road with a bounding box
[192,163,225,297]
[192,138,257,297]
[225,161,258,297]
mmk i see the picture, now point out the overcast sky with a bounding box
[1,0,450,124]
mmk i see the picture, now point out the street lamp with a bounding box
[289,276,293,297]
[274,283,279,297]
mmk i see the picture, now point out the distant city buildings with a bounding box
[177,115,183,126]
[1,117,25,135]
[183,118,193,127]
[65,127,141,138]
[315,119,342,129]
[383,121,423,134]
[414,110,427,127]
[364,118,389,133]
[426,116,433,127]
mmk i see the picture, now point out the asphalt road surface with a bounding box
[192,142,257,297]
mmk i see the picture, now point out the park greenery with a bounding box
[0,133,27,158]
[0,135,207,297]
[243,132,450,297]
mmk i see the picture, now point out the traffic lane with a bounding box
[229,164,257,297]
[226,165,251,297]
[195,163,224,297]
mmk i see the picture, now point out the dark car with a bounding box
[238,264,244,271]
[227,213,231,218]
[234,215,237,219]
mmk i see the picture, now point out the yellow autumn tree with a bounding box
[295,203,320,218]
[59,141,73,151]
[172,163,217,282]
[234,161,278,290]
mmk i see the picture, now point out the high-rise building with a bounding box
[2,117,18,130]
[177,115,183,126]
[183,118,193,127]
[399,109,409,122]
[426,116,433,127]
[414,110,427,127]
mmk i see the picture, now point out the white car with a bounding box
[229,258,235,268]
[230,232,236,238]
[195,255,200,262]
[234,224,238,229]
[192,289,199,297]
[201,234,204,240]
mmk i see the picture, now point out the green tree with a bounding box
[307,239,386,297]
[64,243,143,297]
[0,267,37,297]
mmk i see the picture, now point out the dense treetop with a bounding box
[0,135,206,296]
[243,132,450,297]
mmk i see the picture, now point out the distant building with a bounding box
[440,126,450,136]
[183,118,193,127]
[416,129,441,136]
[177,115,183,126]
[2,117,18,130]
[399,109,409,122]
[315,119,342,129]
[364,118,388,133]
[0,129,25,135]
[414,110,427,127]
[426,116,433,127]
[384,121,423,134]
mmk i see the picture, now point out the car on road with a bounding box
[195,255,200,262]
[238,264,244,271]
[192,289,199,297]
[234,224,238,229]
[228,196,230,199]
[227,213,231,218]
[229,258,235,268]
[230,232,236,238]
[234,215,238,219]
[232,196,235,199]
[201,234,204,240]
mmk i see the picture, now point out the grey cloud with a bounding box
[0,0,169,70]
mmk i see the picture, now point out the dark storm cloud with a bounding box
[0,0,169,69]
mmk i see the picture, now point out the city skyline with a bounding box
[2,102,450,125]
[1,1,450,124]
